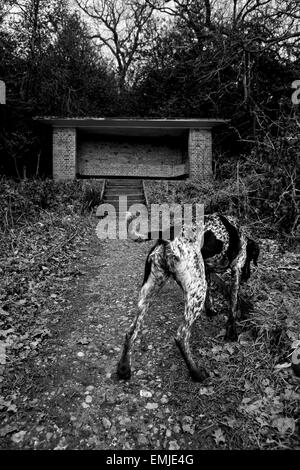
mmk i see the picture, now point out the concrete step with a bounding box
[96,209,149,219]
[106,179,142,184]
[106,180,142,185]
[104,195,144,199]
[106,183,142,188]
[104,201,144,207]
[105,184,143,190]
[102,201,144,207]
[106,178,142,183]
[105,188,143,195]
[103,201,145,207]
[103,194,144,200]
[105,186,143,192]
[102,179,145,212]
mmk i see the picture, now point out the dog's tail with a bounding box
[125,211,150,242]
[126,211,178,242]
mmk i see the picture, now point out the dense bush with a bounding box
[145,154,299,244]
[0,178,104,232]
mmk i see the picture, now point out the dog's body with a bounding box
[117,213,259,382]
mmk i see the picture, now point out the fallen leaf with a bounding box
[11,431,26,444]
[169,440,180,450]
[182,424,194,434]
[0,425,18,437]
[102,417,111,429]
[54,437,68,450]
[182,416,193,424]
[211,346,223,354]
[0,308,9,317]
[264,386,275,397]
[272,417,295,436]
[0,328,14,338]
[140,390,152,398]
[223,417,236,428]
[199,386,214,396]
[224,344,235,355]
[240,398,263,415]
[212,428,226,445]
[146,402,158,410]
[238,332,252,345]
[77,337,90,345]
[291,340,300,350]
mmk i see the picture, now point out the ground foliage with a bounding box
[0,180,299,449]
[0,179,102,393]
[144,133,300,246]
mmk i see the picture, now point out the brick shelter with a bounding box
[36,118,227,181]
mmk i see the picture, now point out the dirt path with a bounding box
[1,221,222,450]
[1,218,299,450]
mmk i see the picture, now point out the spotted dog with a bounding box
[201,214,259,339]
[117,213,259,382]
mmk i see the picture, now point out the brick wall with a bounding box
[53,128,76,181]
[51,127,213,181]
[77,134,187,178]
[188,129,212,181]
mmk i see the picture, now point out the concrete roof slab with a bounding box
[35,117,228,130]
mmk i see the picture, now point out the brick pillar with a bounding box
[0,80,6,104]
[188,128,212,181]
[53,128,77,181]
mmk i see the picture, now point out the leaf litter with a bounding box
[0,208,299,450]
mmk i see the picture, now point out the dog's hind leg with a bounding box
[117,248,167,380]
[173,248,209,382]
[204,269,217,318]
[175,310,209,382]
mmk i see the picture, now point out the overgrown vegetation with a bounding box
[0,178,104,232]
[202,235,300,449]
[144,114,300,244]
[0,179,103,386]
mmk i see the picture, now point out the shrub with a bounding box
[0,178,104,232]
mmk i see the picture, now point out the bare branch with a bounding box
[75,0,156,89]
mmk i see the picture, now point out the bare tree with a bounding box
[148,0,300,49]
[0,0,16,24]
[143,0,299,142]
[75,0,156,90]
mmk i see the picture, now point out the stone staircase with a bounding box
[102,179,145,215]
